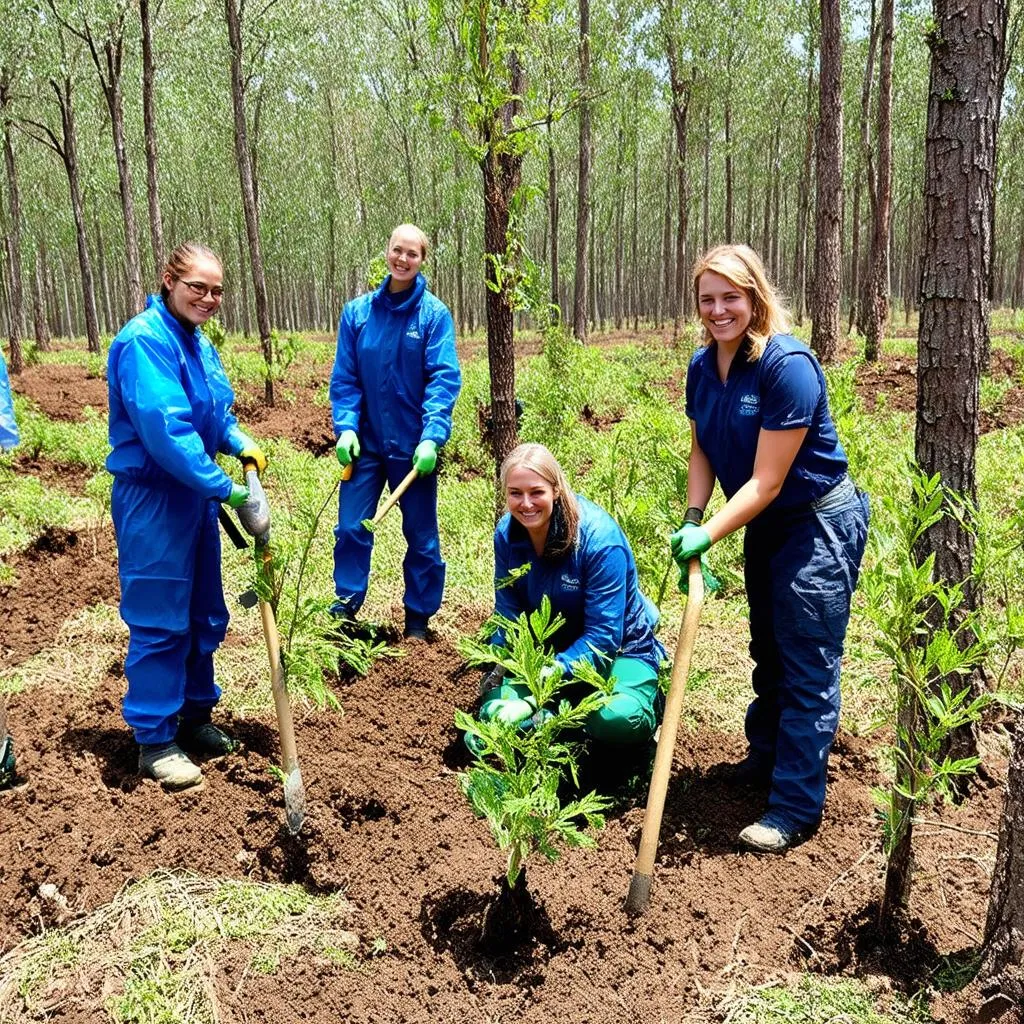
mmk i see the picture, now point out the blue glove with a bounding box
[412,440,438,474]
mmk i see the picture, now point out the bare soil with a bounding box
[1,348,1019,1023]
[10,363,108,421]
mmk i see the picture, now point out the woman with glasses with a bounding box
[107,241,267,790]
[330,224,460,640]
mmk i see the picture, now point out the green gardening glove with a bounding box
[335,429,360,468]
[412,439,438,474]
[225,483,250,509]
[669,523,712,567]
[678,558,721,596]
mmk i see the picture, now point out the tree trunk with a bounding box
[793,42,816,326]
[225,0,274,405]
[572,0,591,343]
[914,0,1006,762]
[32,248,50,351]
[724,99,733,242]
[979,710,1024,1010]
[52,78,100,353]
[657,131,673,328]
[665,4,690,343]
[865,0,894,361]
[1,79,24,373]
[140,0,165,278]
[811,0,844,364]
[547,128,559,317]
[95,215,114,333]
[701,101,710,253]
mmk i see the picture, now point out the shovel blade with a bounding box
[624,871,652,915]
[283,765,306,835]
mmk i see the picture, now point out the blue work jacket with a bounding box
[107,295,244,498]
[0,349,18,450]
[685,333,848,509]
[493,495,665,675]
[330,273,460,457]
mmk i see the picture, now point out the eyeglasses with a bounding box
[180,279,224,300]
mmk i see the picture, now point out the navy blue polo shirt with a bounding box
[685,334,848,510]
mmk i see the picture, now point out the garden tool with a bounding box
[240,458,306,835]
[0,697,16,789]
[361,466,419,532]
[625,557,705,915]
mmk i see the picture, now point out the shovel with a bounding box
[625,557,705,915]
[240,460,307,835]
[361,466,419,532]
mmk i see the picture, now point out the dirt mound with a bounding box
[0,640,1008,1022]
[11,363,108,421]
[234,380,336,456]
[0,525,120,666]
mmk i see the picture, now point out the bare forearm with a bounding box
[687,447,716,512]
[704,476,783,542]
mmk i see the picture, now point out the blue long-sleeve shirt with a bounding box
[0,349,18,451]
[330,273,460,457]
[106,295,242,498]
[493,495,666,675]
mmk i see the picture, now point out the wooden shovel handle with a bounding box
[369,466,420,528]
[626,557,705,913]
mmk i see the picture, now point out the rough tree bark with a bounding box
[914,0,1006,760]
[1,72,24,373]
[811,0,843,364]
[225,0,275,405]
[979,711,1024,1012]
[572,0,591,343]
[864,0,894,361]
[140,0,165,277]
[792,30,816,326]
[664,0,691,343]
[32,248,50,351]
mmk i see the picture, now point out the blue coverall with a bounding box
[492,495,667,744]
[686,333,869,830]
[329,273,460,628]
[107,296,249,745]
[0,349,18,450]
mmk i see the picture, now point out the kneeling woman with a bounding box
[482,443,665,744]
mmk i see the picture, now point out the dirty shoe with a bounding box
[738,815,813,854]
[177,720,237,758]
[0,735,16,789]
[139,742,203,790]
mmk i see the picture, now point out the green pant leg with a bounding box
[586,656,659,745]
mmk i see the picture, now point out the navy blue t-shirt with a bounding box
[684,334,848,510]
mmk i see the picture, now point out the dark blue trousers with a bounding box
[742,477,869,829]
[332,451,445,621]
[113,479,228,745]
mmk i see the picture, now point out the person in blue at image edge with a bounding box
[330,224,461,640]
[0,345,20,789]
[107,241,267,790]
[672,243,870,854]
[478,442,667,746]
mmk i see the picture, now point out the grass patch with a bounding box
[0,465,104,556]
[0,870,360,1024]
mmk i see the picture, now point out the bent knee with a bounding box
[587,693,656,745]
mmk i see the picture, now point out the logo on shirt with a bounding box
[739,393,760,416]
[561,574,580,590]
[407,328,421,340]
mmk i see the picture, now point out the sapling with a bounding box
[863,469,991,936]
[457,597,612,949]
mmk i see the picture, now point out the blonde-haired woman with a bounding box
[671,243,869,853]
[480,443,666,746]
[330,224,460,639]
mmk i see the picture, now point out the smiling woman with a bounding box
[105,241,268,791]
[475,442,666,750]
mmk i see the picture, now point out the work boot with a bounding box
[738,815,814,854]
[722,753,774,789]
[0,735,16,790]
[139,742,203,790]
[403,610,429,641]
[177,719,237,758]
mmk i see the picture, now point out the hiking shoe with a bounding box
[738,816,813,854]
[177,720,237,758]
[0,735,16,789]
[139,742,203,790]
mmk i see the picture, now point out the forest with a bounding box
[2,1,1024,1024]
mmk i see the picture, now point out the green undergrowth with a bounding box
[716,975,932,1024]
[0,870,363,1024]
